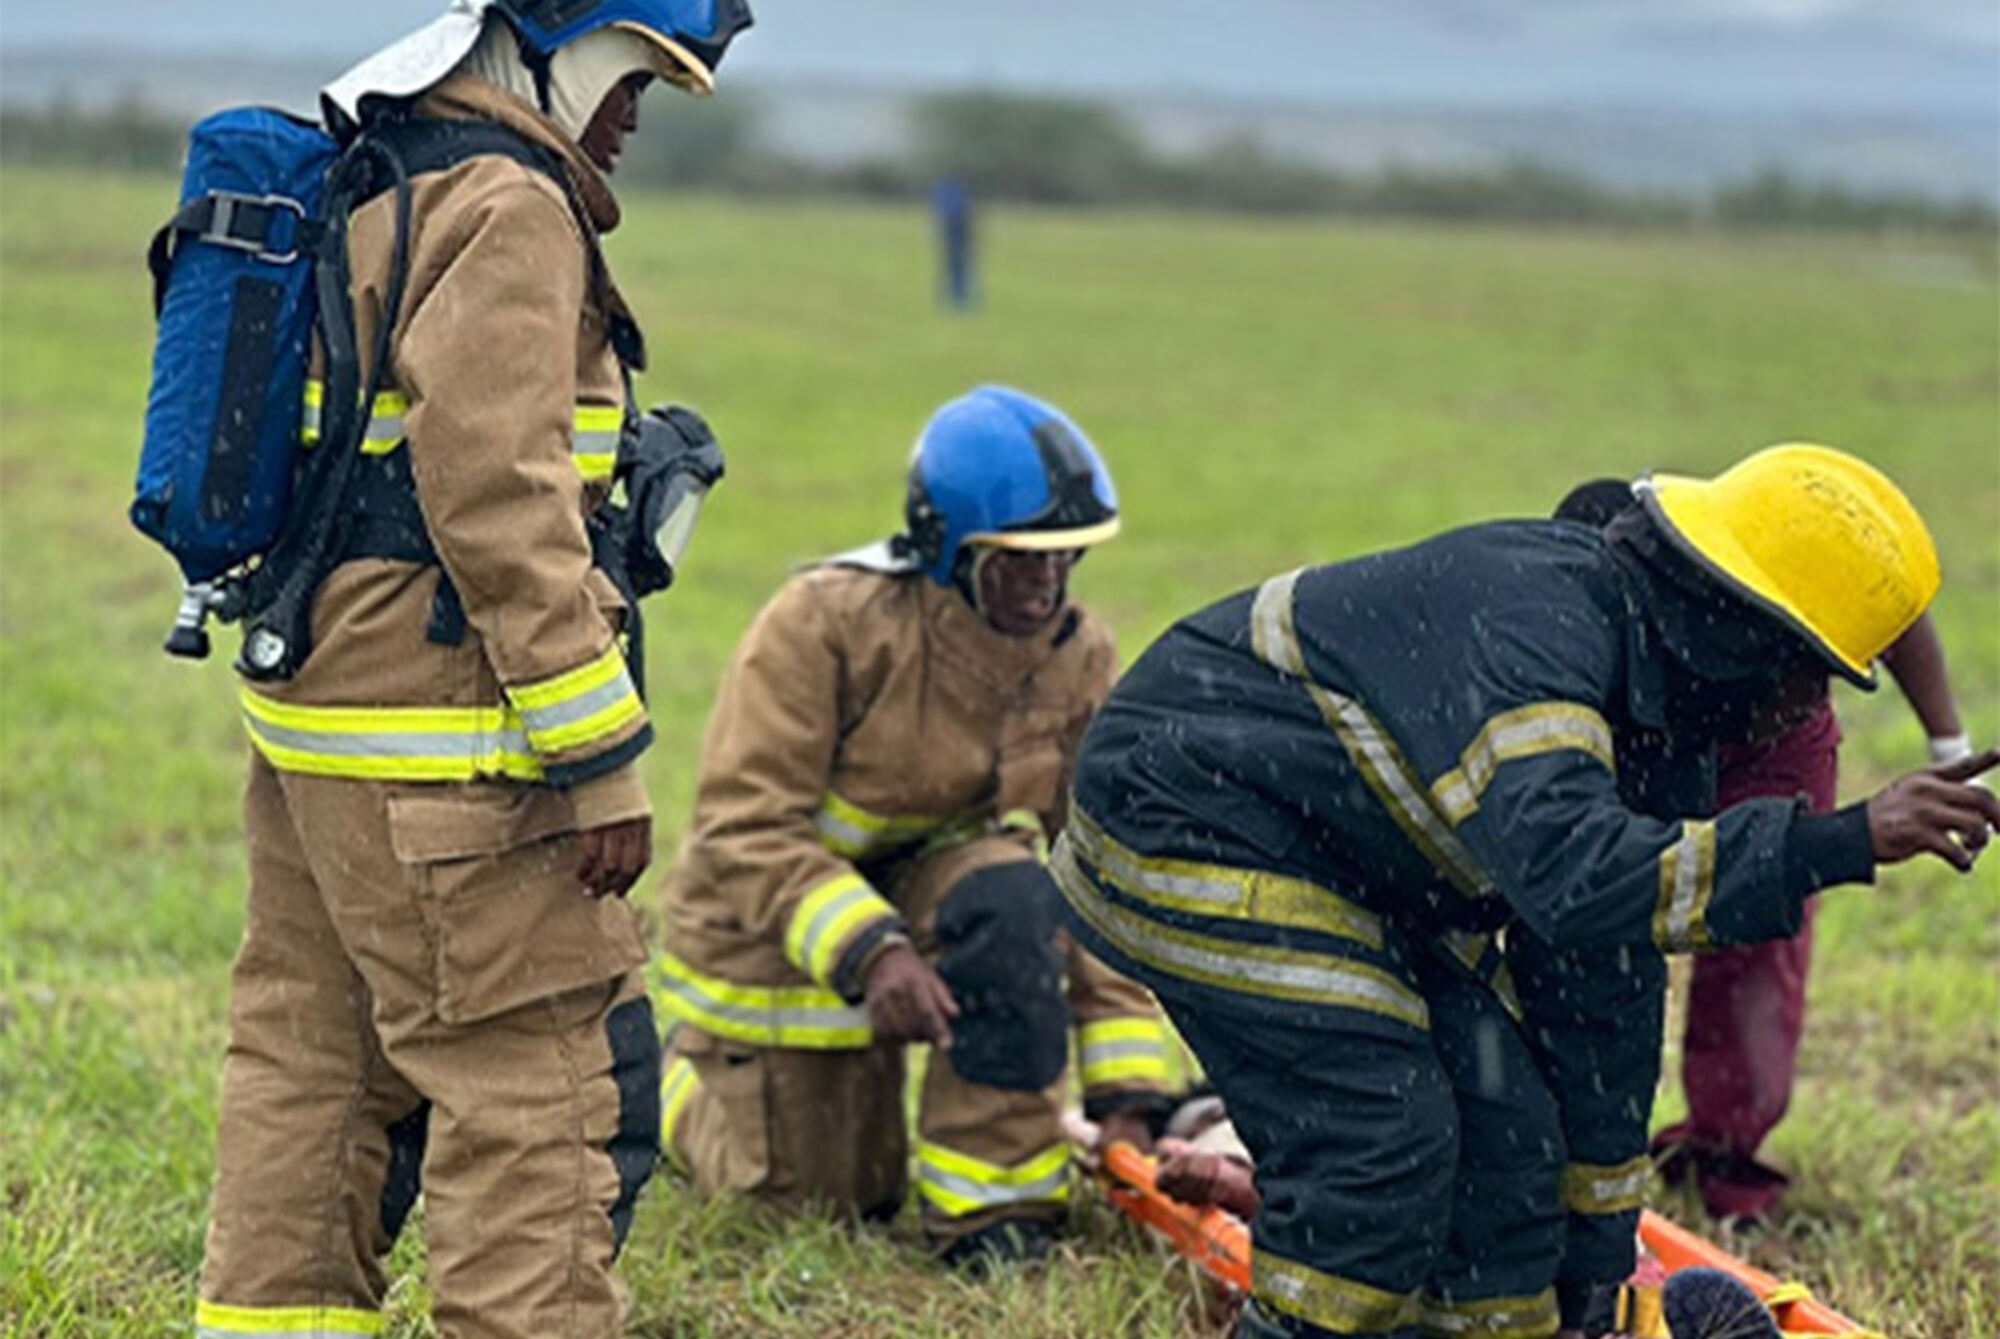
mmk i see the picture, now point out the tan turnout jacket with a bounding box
[238,77,649,826]
[659,563,1173,1104]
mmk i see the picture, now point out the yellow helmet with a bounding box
[1635,444,1939,688]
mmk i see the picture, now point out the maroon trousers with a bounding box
[1654,702,1839,1219]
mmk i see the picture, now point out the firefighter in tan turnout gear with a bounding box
[196,3,750,1338]
[657,387,1176,1266]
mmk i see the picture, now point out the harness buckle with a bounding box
[198,191,309,265]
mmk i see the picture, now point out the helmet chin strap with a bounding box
[958,545,997,623]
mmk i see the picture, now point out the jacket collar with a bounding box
[419,74,622,234]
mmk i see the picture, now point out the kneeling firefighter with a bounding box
[196,3,749,1337]
[1050,446,1998,1338]
[656,387,1178,1266]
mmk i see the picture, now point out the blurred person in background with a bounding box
[1554,477,1979,1223]
[1051,444,1997,1339]
[196,3,750,1336]
[932,174,978,311]
[654,387,1176,1269]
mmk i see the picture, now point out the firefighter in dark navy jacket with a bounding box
[1050,444,1998,1339]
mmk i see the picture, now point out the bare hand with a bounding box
[1094,1108,1155,1156]
[576,816,652,899]
[1866,748,2000,872]
[863,944,959,1048]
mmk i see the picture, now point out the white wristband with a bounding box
[1929,733,1974,765]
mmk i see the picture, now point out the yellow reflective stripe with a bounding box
[299,379,325,446]
[573,403,623,481]
[783,874,899,986]
[1431,703,1616,825]
[1055,836,1430,1030]
[240,688,544,782]
[1246,571,1494,899]
[1417,1287,1561,1339]
[1066,807,1384,951]
[651,951,872,1048]
[506,645,643,755]
[1078,1016,1173,1087]
[659,1056,700,1172]
[1254,1247,1420,1334]
[811,792,951,860]
[195,1300,383,1338]
[1561,1156,1652,1216]
[915,1140,1071,1216]
[1651,820,1718,952]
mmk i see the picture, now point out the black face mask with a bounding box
[1608,509,1825,744]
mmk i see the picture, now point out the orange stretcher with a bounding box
[1066,1115,1875,1336]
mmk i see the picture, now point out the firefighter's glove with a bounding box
[935,863,1071,1092]
[863,943,959,1048]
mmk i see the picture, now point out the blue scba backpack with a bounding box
[132,105,579,669]
[134,108,336,644]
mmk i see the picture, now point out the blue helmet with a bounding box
[495,0,753,92]
[903,386,1121,586]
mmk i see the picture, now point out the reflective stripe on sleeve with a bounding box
[1430,702,1617,825]
[241,687,543,782]
[1561,1156,1652,1216]
[506,644,645,757]
[1253,1248,1421,1335]
[1078,1016,1173,1088]
[1066,807,1384,951]
[1246,571,1495,900]
[782,874,901,989]
[915,1140,1071,1218]
[1417,1287,1562,1338]
[1054,836,1430,1031]
[651,951,872,1049]
[195,1300,384,1338]
[811,792,952,860]
[1650,820,1718,953]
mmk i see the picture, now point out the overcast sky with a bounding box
[4,0,1995,115]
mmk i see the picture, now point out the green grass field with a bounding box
[2,165,1995,1338]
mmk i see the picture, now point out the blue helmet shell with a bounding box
[496,0,752,82]
[904,386,1120,586]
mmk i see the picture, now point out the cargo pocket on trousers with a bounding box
[681,1031,773,1195]
[387,785,649,1026]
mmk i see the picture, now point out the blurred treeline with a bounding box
[5,88,1995,234]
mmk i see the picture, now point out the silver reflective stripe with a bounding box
[1081,1038,1165,1067]
[1432,704,1616,824]
[245,715,530,760]
[1058,847,1430,1030]
[811,807,875,855]
[1077,822,1253,910]
[1249,568,1308,675]
[515,667,636,738]
[1319,689,1494,895]
[1653,820,1717,952]
[574,428,620,458]
[365,411,406,445]
[792,881,880,979]
[653,969,871,1037]
[918,1162,1069,1209]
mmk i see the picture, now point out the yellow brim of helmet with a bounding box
[613,21,716,95]
[965,517,1122,552]
[1639,475,1879,686]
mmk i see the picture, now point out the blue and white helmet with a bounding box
[903,386,1120,586]
[323,0,751,125]
[495,0,752,93]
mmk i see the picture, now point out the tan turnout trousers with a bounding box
[198,758,657,1339]
[664,834,1156,1239]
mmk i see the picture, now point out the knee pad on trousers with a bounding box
[936,862,1069,1092]
[605,995,663,1252]
[380,1101,429,1241]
